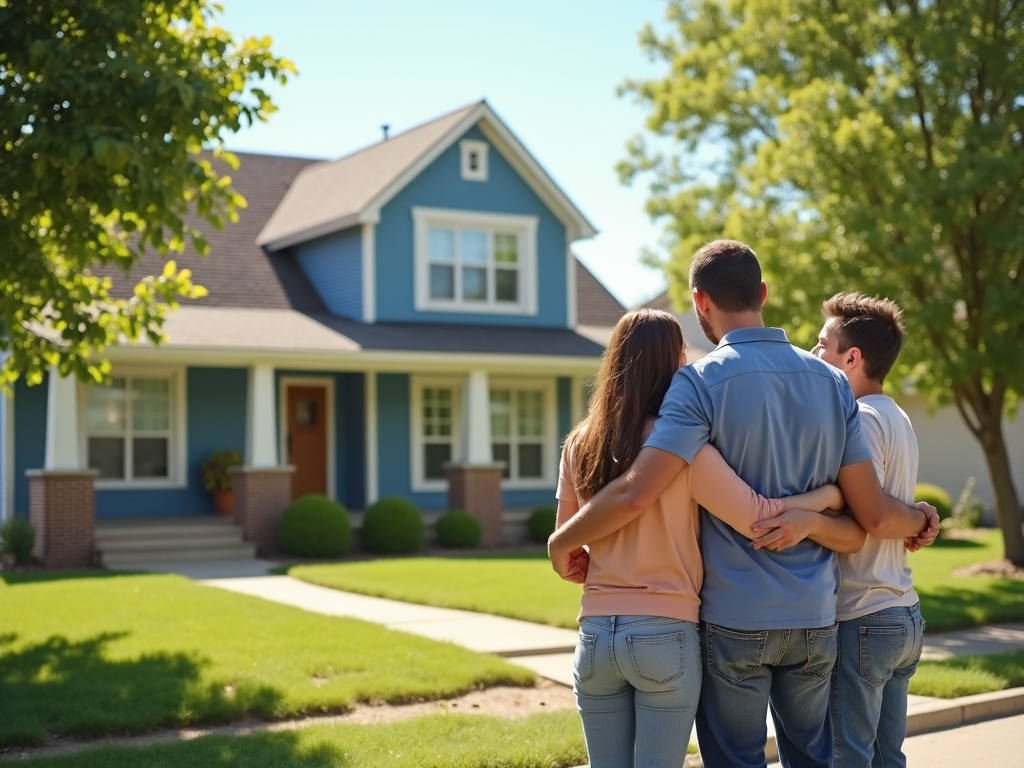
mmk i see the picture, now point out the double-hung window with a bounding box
[412,379,462,490]
[489,383,552,484]
[413,207,538,315]
[85,374,180,485]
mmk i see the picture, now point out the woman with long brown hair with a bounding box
[557,308,839,768]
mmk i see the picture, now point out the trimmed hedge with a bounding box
[915,483,953,521]
[436,510,483,549]
[279,494,352,558]
[362,497,424,554]
[0,515,35,565]
[527,506,557,544]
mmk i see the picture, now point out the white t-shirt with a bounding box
[836,394,920,621]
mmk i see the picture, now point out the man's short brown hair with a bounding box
[688,240,763,312]
[822,292,905,383]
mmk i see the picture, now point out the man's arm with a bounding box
[838,459,938,540]
[548,446,687,556]
[751,508,866,554]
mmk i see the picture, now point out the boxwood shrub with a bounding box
[362,497,424,554]
[436,510,483,549]
[915,483,953,521]
[527,506,557,544]
[279,494,352,558]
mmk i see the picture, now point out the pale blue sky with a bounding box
[217,0,673,308]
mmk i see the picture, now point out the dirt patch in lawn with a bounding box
[0,679,576,762]
[953,559,1024,580]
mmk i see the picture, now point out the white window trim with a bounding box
[79,367,187,490]
[278,376,336,500]
[460,139,489,182]
[489,378,557,490]
[410,376,463,493]
[412,206,539,316]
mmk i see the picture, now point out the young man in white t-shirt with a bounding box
[812,292,924,768]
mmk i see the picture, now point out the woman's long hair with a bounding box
[567,308,684,500]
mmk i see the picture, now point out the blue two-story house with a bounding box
[2,101,625,558]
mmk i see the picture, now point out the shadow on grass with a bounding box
[929,537,987,549]
[14,731,347,768]
[0,632,283,748]
[0,569,151,586]
[918,579,1024,632]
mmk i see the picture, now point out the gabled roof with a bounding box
[256,100,597,251]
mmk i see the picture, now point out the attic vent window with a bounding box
[460,140,489,182]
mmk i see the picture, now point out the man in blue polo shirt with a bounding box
[549,240,938,768]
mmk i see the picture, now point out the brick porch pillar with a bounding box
[446,463,506,547]
[231,466,294,556]
[27,470,99,568]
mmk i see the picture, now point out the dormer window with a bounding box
[460,140,489,182]
[413,207,538,315]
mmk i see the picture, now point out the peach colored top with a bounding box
[557,422,785,624]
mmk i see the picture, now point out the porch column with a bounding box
[234,363,293,555]
[447,370,505,547]
[29,369,97,567]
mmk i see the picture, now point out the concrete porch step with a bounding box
[103,544,257,567]
[96,516,257,568]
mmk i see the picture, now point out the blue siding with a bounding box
[96,367,249,518]
[293,226,363,320]
[557,377,572,444]
[13,376,47,517]
[375,124,569,328]
[275,371,366,510]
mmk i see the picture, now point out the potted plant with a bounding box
[201,450,243,516]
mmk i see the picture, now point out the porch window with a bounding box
[421,387,455,481]
[413,207,538,315]
[86,376,172,481]
[490,387,546,481]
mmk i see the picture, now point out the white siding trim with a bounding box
[278,376,336,499]
[361,222,376,323]
[365,372,378,505]
[1,388,12,521]
[566,241,578,329]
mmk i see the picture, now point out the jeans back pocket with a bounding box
[707,625,768,684]
[627,632,686,685]
[859,626,908,686]
[574,631,598,683]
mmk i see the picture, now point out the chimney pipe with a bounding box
[381,124,390,141]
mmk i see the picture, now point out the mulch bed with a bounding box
[952,559,1024,581]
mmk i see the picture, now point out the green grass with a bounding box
[0,572,533,747]
[287,530,1024,632]
[289,554,584,629]
[12,711,587,768]
[909,529,1024,631]
[910,648,1024,698]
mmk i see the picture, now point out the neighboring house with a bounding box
[0,102,627,555]
[644,289,1024,516]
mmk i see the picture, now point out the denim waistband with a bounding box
[580,615,696,632]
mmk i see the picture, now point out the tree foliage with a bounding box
[621,0,1024,561]
[0,1,295,388]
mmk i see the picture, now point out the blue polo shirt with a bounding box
[644,327,872,630]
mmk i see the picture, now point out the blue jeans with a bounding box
[573,615,701,768]
[829,603,925,768]
[695,621,838,768]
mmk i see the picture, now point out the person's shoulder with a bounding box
[858,394,911,429]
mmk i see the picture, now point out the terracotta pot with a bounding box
[212,489,234,516]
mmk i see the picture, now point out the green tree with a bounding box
[0,1,294,388]
[621,0,1024,563]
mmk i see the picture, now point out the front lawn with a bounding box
[910,648,1024,698]
[11,711,587,768]
[0,572,533,747]
[287,530,1024,632]
[290,554,583,629]
[910,529,1024,631]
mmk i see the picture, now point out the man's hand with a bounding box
[905,501,940,551]
[549,538,590,583]
[751,508,819,552]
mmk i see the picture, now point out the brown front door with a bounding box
[287,385,328,499]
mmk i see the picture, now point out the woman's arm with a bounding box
[689,444,786,539]
[784,484,844,514]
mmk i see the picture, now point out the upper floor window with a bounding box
[413,207,538,315]
[460,140,489,181]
